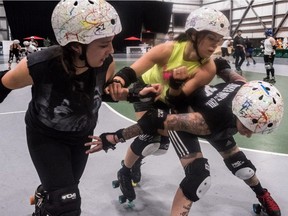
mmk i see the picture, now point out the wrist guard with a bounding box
[214,57,231,75]
[169,75,188,90]
[127,83,156,104]
[0,70,12,103]
[137,108,167,135]
[100,129,125,153]
[114,67,137,87]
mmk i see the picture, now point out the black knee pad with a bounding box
[130,135,161,157]
[43,185,81,216]
[224,151,256,180]
[180,158,211,202]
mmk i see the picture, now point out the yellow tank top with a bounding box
[141,41,207,102]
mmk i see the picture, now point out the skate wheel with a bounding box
[29,195,35,205]
[112,180,120,188]
[253,203,262,214]
[119,195,127,204]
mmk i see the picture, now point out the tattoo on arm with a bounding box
[166,112,210,135]
[122,124,143,140]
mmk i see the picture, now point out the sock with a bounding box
[250,183,265,196]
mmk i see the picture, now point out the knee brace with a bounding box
[180,158,211,202]
[39,185,81,216]
[130,134,161,157]
[265,63,273,70]
[152,135,170,156]
[224,151,256,180]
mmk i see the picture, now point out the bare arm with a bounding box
[85,111,210,154]
[2,57,33,89]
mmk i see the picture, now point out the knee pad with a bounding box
[180,158,211,202]
[42,185,81,216]
[265,63,273,70]
[152,135,170,156]
[224,151,256,180]
[130,135,161,157]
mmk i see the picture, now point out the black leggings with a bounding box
[26,126,91,192]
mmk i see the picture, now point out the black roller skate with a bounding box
[112,166,136,207]
[253,189,281,216]
[263,77,270,82]
[269,77,276,84]
[131,156,144,184]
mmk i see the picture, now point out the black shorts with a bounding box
[168,130,237,159]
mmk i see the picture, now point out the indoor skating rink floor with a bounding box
[0,54,288,216]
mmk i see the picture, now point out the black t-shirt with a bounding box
[186,81,244,135]
[25,45,112,138]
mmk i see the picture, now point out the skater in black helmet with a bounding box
[89,57,283,216]
[263,29,277,84]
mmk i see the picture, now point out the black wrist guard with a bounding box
[169,75,188,90]
[137,108,167,135]
[114,67,137,87]
[99,129,125,153]
[0,70,12,103]
[127,83,156,104]
[214,57,231,75]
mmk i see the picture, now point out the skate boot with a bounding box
[256,189,281,216]
[117,168,136,201]
[131,157,144,184]
[269,77,276,84]
[31,185,47,216]
[263,77,270,82]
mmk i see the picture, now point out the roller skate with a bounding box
[269,77,276,84]
[253,189,281,216]
[112,166,136,208]
[131,157,144,185]
[263,77,270,82]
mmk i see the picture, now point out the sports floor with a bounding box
[0,54,287,216]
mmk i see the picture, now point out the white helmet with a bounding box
[13,39,20,44]
[23,41,30,46]
[185,7,230,37]
[51,0,122,46]
[232,80,284,134]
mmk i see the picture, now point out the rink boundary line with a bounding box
[0,110,26,115]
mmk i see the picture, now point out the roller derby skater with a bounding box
[263,29,277,85]
[8,39,21,70]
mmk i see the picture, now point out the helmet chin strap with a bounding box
[79,44,93,68]
[192,33,203,64]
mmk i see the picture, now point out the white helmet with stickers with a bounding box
[232,80,284,134]
[51,0,122,46]
[185,7,230,37]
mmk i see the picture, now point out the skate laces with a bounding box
[258,190,280,212]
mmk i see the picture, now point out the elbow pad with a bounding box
[272,45,277,50]
[0,70,12,103]
[114,67,137,87]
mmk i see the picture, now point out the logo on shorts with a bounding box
[62,193,77,201]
